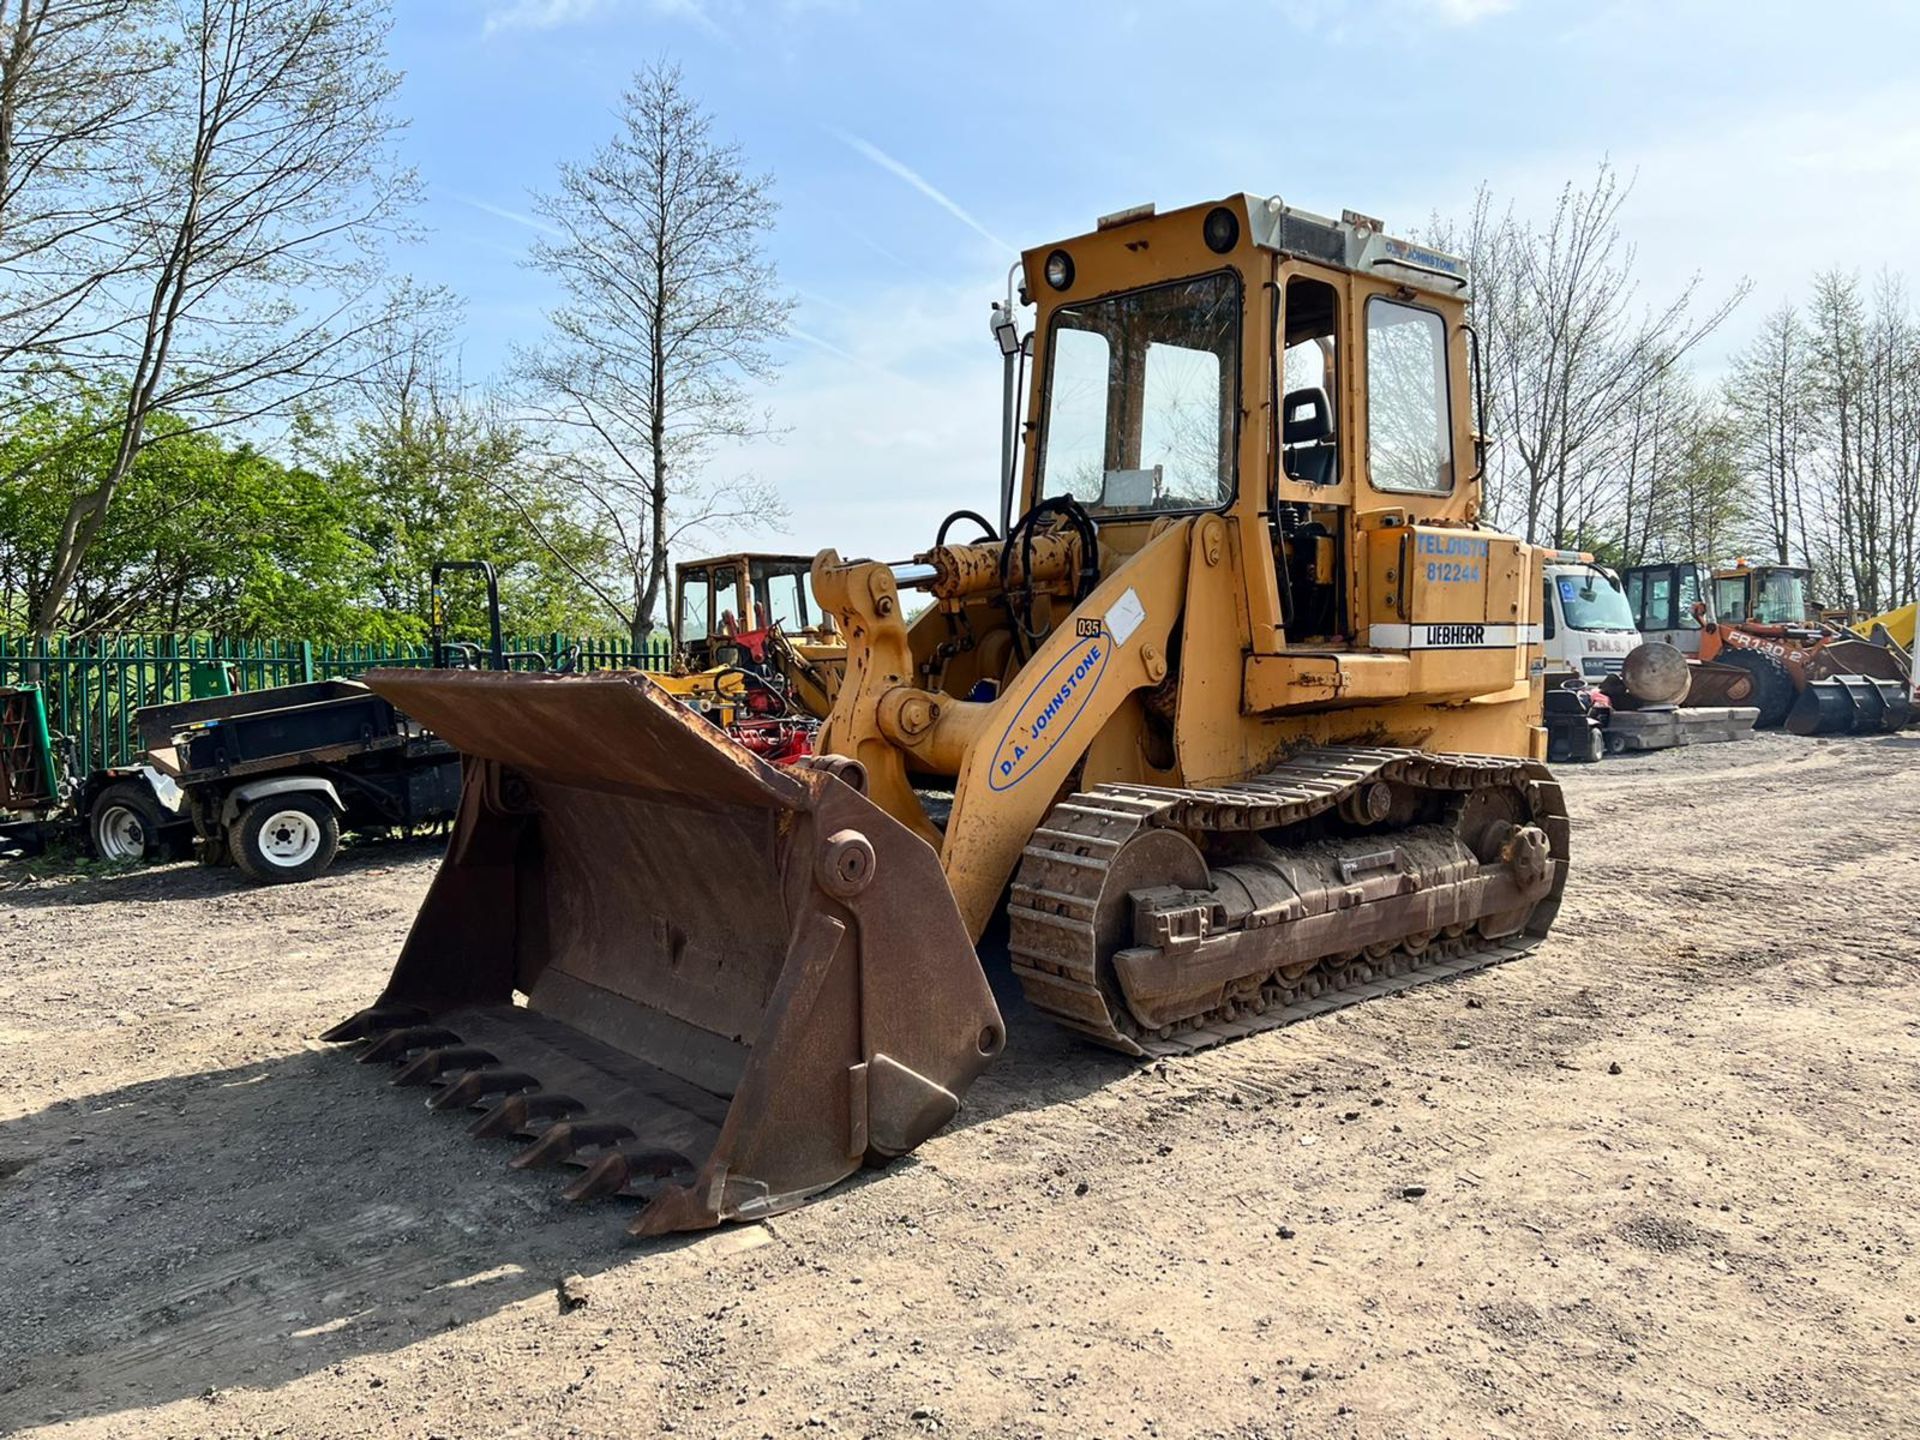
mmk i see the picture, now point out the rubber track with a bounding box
[1007,745,1569,1058]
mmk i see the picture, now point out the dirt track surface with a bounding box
[2,732,1917,1439]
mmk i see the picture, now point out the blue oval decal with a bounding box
[987,630,1111,792]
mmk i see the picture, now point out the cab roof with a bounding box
[1030,194,1472,302]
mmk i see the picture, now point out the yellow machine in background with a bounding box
[650,553,848,757]
[671,551,845,719]
[331,194,1567,1236]
[1853,601,1916,653]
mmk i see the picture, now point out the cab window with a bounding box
[1365,298,1452,494]
[1039,271,1240,515]
[709,564,744,633]
[755,563,809,631]
[679,570,712,643]
[1541,578,1557,640]
[1713,575,1749,624]
[1677,567,1704,629]
[1280,275,1339,487]
[1647,571,1674,631]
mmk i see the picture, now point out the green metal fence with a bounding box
[0,631,674,776]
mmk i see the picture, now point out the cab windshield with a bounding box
[1755,569,1809,624]
[1714,569,1807,624]
[1039,272,1240,516]
[1555,569,1636,632]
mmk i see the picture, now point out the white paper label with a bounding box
[1106,587,1146,647]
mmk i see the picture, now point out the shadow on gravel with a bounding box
[0,1040,722,1431]
[0,834,447,911]
[0,871,1156,1431]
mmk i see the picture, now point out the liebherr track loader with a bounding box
[326,196,1568,1236]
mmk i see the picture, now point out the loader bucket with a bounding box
[1786,675,1911,736]
[322,669,1003,1237]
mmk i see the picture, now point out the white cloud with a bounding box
[709,279,1009,563]
[1416,0,1516,22]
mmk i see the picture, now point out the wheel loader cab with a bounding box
[816,194,1547,931]
[1714,563,1813,628]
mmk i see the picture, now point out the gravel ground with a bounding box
[1,730,1916,1439]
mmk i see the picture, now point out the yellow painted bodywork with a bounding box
[1853,601,1916,651]
[809,195,1550,944]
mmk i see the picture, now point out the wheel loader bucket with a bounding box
[1786,675,1912,735]
[322,669,1002,1237]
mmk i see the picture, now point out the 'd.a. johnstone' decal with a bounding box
[988,630,1111,791]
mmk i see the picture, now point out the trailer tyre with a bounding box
[89,782,163,863]
[231,793,340,884]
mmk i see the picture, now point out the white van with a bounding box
[1541,554,1641,684]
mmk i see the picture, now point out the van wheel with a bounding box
[231,794,340,883]
[89,782,163,862]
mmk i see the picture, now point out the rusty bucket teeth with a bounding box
[391,1046,499,1087]
[508,1120,637,1172]
[560,1152,633,1204]
[358,1025,463,1065]
[427,1067,539,1111]
[560,1148,695,1204]
[321,1004,429,1044]
[468,1091,584,1141]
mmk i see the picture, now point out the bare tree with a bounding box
[517,60,793,644]
[1723,303,1813,569]
[1430,164,1748,548]
[1794,270,1920,611]
[30,0,423,635]
[0,0,163,380]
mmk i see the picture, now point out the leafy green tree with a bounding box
[0,391,375,636]
[301,349,624,645]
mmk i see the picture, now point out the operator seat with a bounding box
[1282,387,1337,486]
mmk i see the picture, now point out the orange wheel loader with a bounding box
[325,196,1569,1236]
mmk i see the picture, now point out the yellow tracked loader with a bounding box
[327,195,1568,1236]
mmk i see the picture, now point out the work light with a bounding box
[1203,205,1239,253]
[1043,249,1074,291]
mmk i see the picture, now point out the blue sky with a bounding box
[392,0,1920,561]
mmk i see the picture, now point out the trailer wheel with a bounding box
[231,794,340,884]
[89,782,164,863]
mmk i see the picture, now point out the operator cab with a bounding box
[1021,196,1478,661]
[675,554,819,670]
[1622,562,1710,655]
[1715,562,1812,627]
